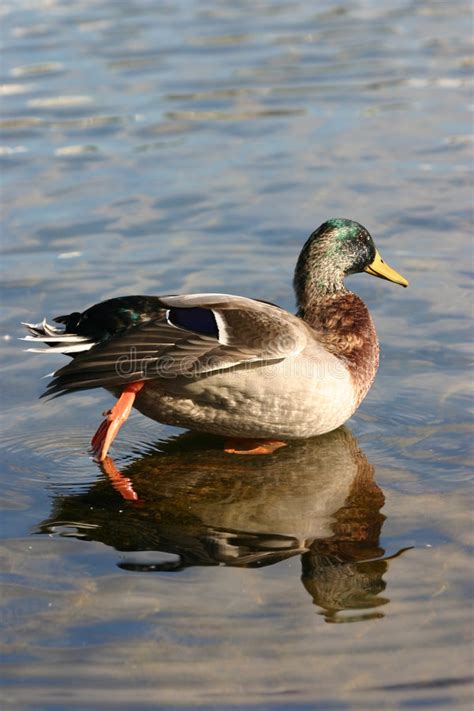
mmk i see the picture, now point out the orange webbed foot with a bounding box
[224,438,288,455]
[90,381,145,462]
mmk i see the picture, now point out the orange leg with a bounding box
[224,438,288,455]
[101,456,140,502]
[91,381,145,462]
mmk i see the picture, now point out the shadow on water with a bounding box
[37,427,411,623]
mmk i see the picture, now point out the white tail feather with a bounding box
[21,318,95,355]
[22,320,64,335]
[21,335,90,343]
[25,343,94,354]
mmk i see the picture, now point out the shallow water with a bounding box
[1,0,473,708]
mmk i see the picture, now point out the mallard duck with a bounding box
[23,218,407,460]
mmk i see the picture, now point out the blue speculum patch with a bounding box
[168,307,219,337]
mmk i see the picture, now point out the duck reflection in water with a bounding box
[38,427,410,623]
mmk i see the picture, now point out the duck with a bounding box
[23,218,408,461]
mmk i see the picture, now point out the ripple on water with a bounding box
[11,62,64,77]
[0,404,170,499]
[1,426,93,493]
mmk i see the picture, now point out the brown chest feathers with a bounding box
[300,293,379,404]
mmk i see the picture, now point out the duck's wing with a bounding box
[40,293,310,397]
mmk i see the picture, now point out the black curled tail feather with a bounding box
[54,312,82,330]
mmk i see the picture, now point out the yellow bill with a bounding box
[364,249,408,287]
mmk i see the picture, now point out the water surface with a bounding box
[1,0,473,708]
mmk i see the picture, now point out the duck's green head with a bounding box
[294,218,408,301]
